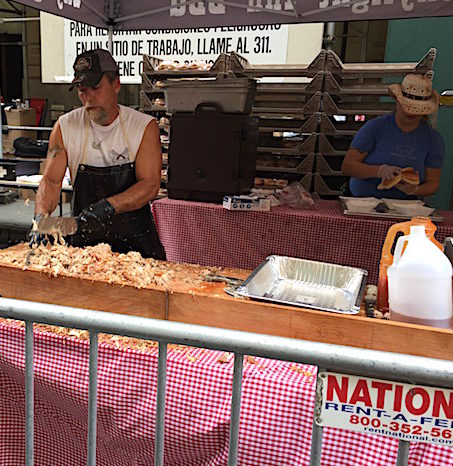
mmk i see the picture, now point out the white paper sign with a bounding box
[318,371,453,446]
[63,22,289,84]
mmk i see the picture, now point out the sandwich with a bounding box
[377,173,403,190]
[377,167,420,190]
[400,167,420,186]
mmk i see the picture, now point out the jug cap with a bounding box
[410,225,426,236]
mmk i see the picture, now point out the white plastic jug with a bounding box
[387,225,453,328]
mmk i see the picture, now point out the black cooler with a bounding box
[166,77,258,203]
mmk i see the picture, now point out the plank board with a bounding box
[0,265,167,319]
[0,251,452,361]
[168,288,453,362]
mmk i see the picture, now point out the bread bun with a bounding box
[157,60,176,70]
[255,177,264,186]
[377,174,403,190]
[401,167,420,186]
[377,166,420,190]
[275,179,288,189]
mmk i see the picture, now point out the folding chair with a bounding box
[28,98,48,140]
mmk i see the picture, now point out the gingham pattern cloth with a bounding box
[152,199,453,284]
[1,321,452,465]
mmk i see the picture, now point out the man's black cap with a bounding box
[69,48,119,91]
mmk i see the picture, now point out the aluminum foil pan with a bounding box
[236,255,367,314]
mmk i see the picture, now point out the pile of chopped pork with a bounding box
[0,243,222,289]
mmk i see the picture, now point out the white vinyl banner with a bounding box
[318,371,453,446]
[63,21,289,83]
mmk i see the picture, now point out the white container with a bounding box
[387,225,453,328]
[164,77,256,114]
[391,203,435,217]
[382,198,424,210]
[343,198,381,213]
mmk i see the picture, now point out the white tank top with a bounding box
[59,104,155,185]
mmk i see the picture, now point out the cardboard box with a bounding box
[50,110,65,121]
[223,195,271,211]
[19,188,37,201]
[50,104,65,122]
[61,192,72,204]
[2,108,37,154]
[39,159,46,175]
[5,108,36,126]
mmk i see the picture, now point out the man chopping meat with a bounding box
[32,48,166,259]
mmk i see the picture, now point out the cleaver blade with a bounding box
[37,217,78,236]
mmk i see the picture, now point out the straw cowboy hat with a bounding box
[388,74,439,115]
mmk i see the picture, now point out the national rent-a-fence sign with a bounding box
[318,372,453,446]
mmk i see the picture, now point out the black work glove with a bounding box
[76,199,115,240]
[29,214,46,248]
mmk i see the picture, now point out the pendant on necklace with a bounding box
[91,128,107,150]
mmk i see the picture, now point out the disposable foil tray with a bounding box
[236,255,367,314]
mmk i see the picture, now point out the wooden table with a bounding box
[0,180,72,216]
[0,245,452,465]
[0,244,452,361]
[152,198,453,284]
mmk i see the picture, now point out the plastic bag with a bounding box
[275,182,315,209]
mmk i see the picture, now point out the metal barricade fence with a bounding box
[0,297,453,466]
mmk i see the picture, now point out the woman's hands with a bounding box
[395,182,419,196]
[377,164,401,181]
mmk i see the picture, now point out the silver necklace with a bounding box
[90,123,111,151]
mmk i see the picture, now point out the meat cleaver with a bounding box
[37,217,78,236]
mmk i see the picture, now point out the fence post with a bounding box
[87,331,99,466]
[396,440,410,466]
[155,342,168,466]
[25,321,34,466]
[310,369,325,466]
[228,353,244,466]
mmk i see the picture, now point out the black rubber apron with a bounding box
[69,110,166,260]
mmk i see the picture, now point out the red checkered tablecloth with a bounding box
[152,198,453,284]
[1,321,452,465]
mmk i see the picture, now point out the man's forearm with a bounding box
[107,179,159,214]
[35,178,62,216]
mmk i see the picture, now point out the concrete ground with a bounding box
[0,196,71,249]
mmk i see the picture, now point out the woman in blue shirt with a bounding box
[342,74,445,199]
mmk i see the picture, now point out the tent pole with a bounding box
[108,26,113,54]
[0,86,3,159]
[324,22,335,50]
[21,6,29,99]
